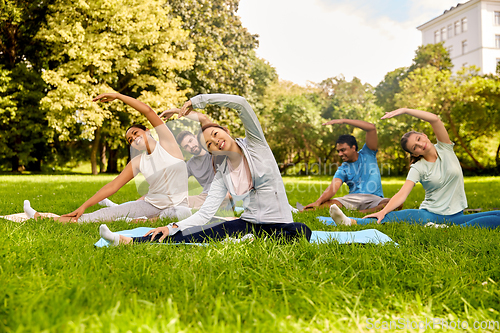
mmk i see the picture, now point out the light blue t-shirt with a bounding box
[333,144,384,197]
[406,141,467,215]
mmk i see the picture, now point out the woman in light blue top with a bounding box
[329,108,500,228]
[99,94,311,245]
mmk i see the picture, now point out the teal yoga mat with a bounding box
[95,226,397,247]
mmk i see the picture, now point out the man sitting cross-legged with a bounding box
[302,119,400,214]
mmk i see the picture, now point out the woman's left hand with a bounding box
[61,206,86,222]
[179,100,193,118]
[363,211,386,224]
[381,108,408,120]
[158,108,180,121]
[93,93,119,103]
[144,226,175,242]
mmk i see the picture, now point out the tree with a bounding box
[37,0,195,174]
[375,42,452,114]
[168,0,259,121]
[0,0,54,171]
[395,66,500,170]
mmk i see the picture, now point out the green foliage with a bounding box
[168,0,259,121]
[0,0,54,171]
[36,0,196,173]
[396,66,500,170]
[1,175,500,332]
[409,42,453,72]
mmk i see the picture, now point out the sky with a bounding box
[237,0,462,87]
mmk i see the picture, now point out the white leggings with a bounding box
[78,200,192,223]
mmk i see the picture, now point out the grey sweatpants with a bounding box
[79,200,192,223]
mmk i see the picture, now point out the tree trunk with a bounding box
[99,140,107,173]
[496,142,500,172]
[11,155,20,172]
[90,127,101,175]
[106,148,119,173]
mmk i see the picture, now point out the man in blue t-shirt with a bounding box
[303,119,397,214]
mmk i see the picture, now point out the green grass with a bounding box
[1,175,500,332]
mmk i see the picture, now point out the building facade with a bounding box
[417,0,500,75]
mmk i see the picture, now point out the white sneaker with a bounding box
[425,222,449,228]
[222,233,255,244]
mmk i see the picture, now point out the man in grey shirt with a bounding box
[176,130,228,209]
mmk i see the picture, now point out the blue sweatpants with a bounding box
[352,209,500,229]
[132,218,312,243]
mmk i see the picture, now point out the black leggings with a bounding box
[132,218,312,243]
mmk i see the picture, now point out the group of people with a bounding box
[22,92,500,246]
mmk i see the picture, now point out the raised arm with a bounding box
[159,107,212,127]
[303,178,343,211]
[180,94,266,145]
[382,108,451,144]
[323,119,378,150]
[363,180,415,223]
[93,93,182,159]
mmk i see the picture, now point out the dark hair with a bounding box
[401,131,423,165]
[197,123,232,172]
[176,130,195,146]
[336,135,358,151]
[125,123,147,135]
[124,124,148,144]
[197,123,227,152]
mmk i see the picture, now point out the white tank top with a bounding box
[140,143,189,209]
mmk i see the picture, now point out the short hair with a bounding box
[336,135,358,151]
[175,130,195,146]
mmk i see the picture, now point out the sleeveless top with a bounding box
[140,143,189,209]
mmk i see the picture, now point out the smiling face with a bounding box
[180,134,202,156]
[202,126,236,154]
[126,126,152,152]
[404,132,432,157]
[336,142,358,162]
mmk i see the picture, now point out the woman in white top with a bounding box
[328,108,500,228]
[99,94,311,245]
[23,93,191,223]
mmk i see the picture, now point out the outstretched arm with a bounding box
[363,180,415,223]
[303,178,343,210]
[61,160,136,220]
[159,107,212,127]
[382,108,451,144]
[93,93,182,159]
[323,119,378,150]
[180,94,266,145]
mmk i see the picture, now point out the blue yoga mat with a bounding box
[317,216,337,226]
[95,226,397,247]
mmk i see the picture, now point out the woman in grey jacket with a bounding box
[100,94,311,245]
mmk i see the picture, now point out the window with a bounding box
[448,45,453,57]
[454,21,461,35]
[462,40,468,54]
[495,11,500,25]
[461,18,467,32]
[496,35,500,48]
[447,24,453,38]
[434,30,441,43]
[441,27,447,41]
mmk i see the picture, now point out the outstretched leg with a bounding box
[24,200,77,223]
[99,224,133,245]
[329,204,356,226]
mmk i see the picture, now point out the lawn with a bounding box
[0,174,499,332]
